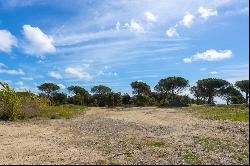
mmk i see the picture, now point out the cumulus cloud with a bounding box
[22,25,56,56]
[0,68,25,75]
[48,71,62,79]
[124,20,144,33]
[21,77,33,81]
[166,26,179,37]
[183,49,233,63]
[0,62,6,67]
[183,58,192,63]
[182,13,195,27]
[144,11,157,22]
[198,7,218,19]
[210,71,218,75]
[115,22,121,31]
[65,67,92,81]
[193,49,232,61]
[0,29,17,53]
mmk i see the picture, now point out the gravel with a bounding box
[0,107,249,165]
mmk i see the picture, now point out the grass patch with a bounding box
[183,105,249,122]
[194,136,222,151]
[39,104,86,119]
[182,150,201,165]
[194,136,249,163]
[146,140,165,148]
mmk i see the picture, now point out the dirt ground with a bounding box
[0,107,249,165]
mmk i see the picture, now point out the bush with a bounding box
[68,95,85,105]
[132,95,147,106]
[19,94,49,118]
[230,95,245,104]
[160,95,191,107]
[0,82,21,120]
[51,92,68,106]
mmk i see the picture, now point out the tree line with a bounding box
[36,77,249,107]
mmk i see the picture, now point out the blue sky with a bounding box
[0,0,249,98]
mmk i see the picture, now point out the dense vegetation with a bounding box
[0,77,249,121]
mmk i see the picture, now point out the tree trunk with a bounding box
[208,95,212,104]
[196,97,199,105]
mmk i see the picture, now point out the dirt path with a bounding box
[0,107,249,165]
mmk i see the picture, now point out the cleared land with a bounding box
[0,106,249,165]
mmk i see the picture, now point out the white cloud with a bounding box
[210,71,218,75]
[115,22,121,31]
[194,49,232,61]
[58,83,66,90]
[0,68,25,75]
[65,67,92,81]
[144,11,157,22]
[183,58,192,63]
[0,29,17,53]
[182,13,195,27]
[125,20,144,33]
[198,7,218,19]
[166,27,179,37]
[183,49,233,63]
[0,62,6,67]
[21,77,33,81]
[48,71,62,79]
[22,25,56,56]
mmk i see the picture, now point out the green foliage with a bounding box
[67,85,89,105]
[67,95,85,105]
[183,105,249,122]
[219,84,242,105]
[131,81,151,106]
[68,86,89,96]
[155,76,189,95]
[196,78,229,104]
[230,95,245,104]
[91,85,112,95]
[90,85,112,107]
[159,95,191,107]
[37,83,60,98]
[131,95,152,106]
[190,86,207,105]
[131,81,151,96]
[235,80,249,104]
[105,92,122,107]
[191,98,207,105]
[146,140,165,147]
[40,104,85,119]
[51,92,68,106]
[0,82,21,120]
[122,93,131,105]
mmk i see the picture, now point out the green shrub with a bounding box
[230,95,245,104]
[0,82,21,120]
[160,95,191,107]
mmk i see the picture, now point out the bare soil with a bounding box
[0,107,249,165]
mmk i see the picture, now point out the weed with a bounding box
[146,140,165,148]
